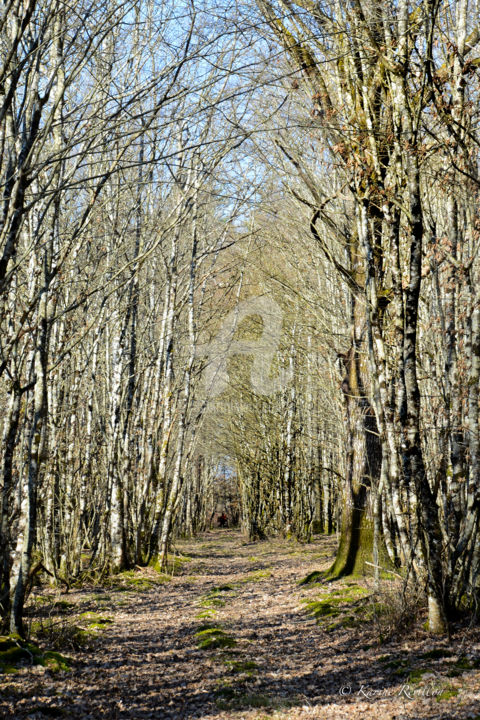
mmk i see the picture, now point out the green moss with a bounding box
[110,569,171,590]
[0,636,71,673]
[302,599,341,620]
[0,636,19,651]
[199,584,237,608]
[298,570,324,585]
[212,583,236,592]
[408,668,429,683]
[30,595,50,606]
[301,584,370,630]
[327,512,392,580]
[436,686,459,701]
[0,645,34,668]
[340,614,358,628]
[73,628,94,647]
[447,656,480,675]
[195,627,236,650]
[50,599,75,611]
[420,648,453,660]
[41,651,71,672]
[196,622,217,632]
[353,600,388,622]
[224,659,259,675]
[326,514,373,579]
[200,595,226,608]
[79,612,113,627]
[167,555,192,573]
[146,553,192,574]
[241,569,272,582]
[147,557,163,573]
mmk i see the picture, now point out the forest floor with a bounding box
[1,529,480,720]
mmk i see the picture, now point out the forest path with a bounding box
[2,530,480,720]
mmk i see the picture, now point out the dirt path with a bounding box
[1,530,479,720]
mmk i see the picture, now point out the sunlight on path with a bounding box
[2,530,479,720]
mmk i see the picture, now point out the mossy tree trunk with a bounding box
[328,322,382,579]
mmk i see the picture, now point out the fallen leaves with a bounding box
[1,530,479,720]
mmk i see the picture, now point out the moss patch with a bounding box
[408,667,430,683]
[420,648,454,660]
[241,569,272,582]
[52,599,75,612]
[199,585,237,609]
[298,570,324,585]
[108,569,171,591]
[41,651,72,672]
[223,658,259,676]
[446,655,480,676]
[79,612,113,630]
[0,636,71,673]
[301,584,370,630]
[436,686,459,701]
[302,599,341,621]
[195,627,236,650]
